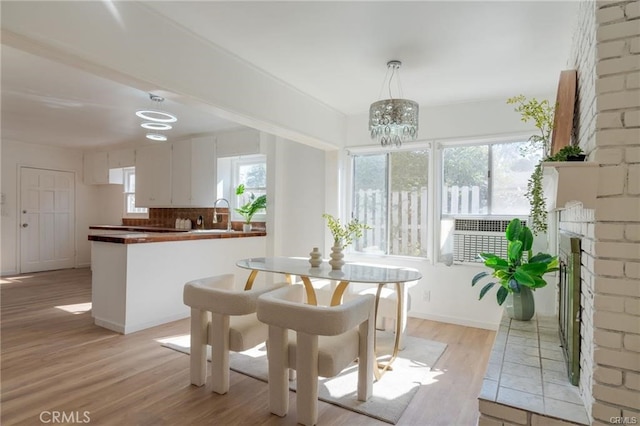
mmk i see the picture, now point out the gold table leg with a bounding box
[243,270,259,290]
[329,280,405,380]
[300,276,318,306]
[373,282,403,380]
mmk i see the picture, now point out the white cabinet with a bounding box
[84,149,135,185]
[171,137,216,207]
[135,144,172,207]
[135,137,216,207]
[83,151,109,184]
[108,148,135,168]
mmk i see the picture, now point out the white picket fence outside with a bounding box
[352,185,483,256]
[442,185,483,215]
[353,188,427,256]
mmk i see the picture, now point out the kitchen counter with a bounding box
[90,225,189,233]
[90,232,267,334]
[88,229,266,244]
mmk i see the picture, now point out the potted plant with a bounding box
[507,95,556,235]
[471,218,559,320]
[235,184,266,232]
[322,213,369,270]
[547,144,586,162]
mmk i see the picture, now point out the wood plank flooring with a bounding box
[1,268,495,425]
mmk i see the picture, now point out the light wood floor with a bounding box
[1,268,495,426]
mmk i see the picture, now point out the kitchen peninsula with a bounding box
[88,229,266,334]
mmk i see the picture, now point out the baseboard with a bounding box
[408,311,499,331]
[94,317,125,334]
[1,269,18,277]
[94,312,190,335]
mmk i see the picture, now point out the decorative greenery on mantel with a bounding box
[507,95,556,235]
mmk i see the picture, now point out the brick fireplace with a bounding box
[480,1,639,424]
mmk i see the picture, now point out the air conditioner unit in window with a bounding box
[452,218,527,263]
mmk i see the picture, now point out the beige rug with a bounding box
[160,332,446,424]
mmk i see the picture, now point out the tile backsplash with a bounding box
[122,208,265,231]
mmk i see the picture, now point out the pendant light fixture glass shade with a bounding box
[369,61,419,148]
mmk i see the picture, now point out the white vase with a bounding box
[243,223,252,232]
[329,242,345,270]
[309,247,322,267]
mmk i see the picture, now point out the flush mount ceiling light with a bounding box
[369,60,419,148]
[146,133,167,142]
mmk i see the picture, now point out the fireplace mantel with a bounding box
[542,162,598,211]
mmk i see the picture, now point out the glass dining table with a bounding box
[236,256,422,377]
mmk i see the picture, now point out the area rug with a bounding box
[160,332,446,424]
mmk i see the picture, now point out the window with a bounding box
[352,150,429,257]
[232,156,267,221]
[123,167,148,218]
[349,139,542,260]
[442,141,542,216]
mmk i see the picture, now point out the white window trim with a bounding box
[122,167,148,219]
[344,133,535,264]
[231,155,267,222]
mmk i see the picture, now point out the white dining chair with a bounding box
[256,284,375,426]
[183,274,287,394]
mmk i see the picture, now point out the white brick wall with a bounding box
[565,0,640,424]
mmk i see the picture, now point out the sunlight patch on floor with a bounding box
[55,302,92,314]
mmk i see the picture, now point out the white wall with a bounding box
[269,138,327,258]
[0,139,117,274]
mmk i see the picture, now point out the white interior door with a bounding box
[20,167,76,273]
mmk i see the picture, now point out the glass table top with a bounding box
[236,256,422,283]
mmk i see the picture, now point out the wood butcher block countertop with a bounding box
[88,225,266,244]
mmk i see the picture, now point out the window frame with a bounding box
[122,167,148,219]
[230,155,267,222]
[346,133,536,262]
[347,142,434,260]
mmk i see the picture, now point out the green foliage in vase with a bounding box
[548,145,585,161]
[322,213,370,249]
[471,218,559,306]
[507,95,556,235]
[507,95,555,158]
[235,184,266,224]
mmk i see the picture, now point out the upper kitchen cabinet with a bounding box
[171,136,216,207]
[84,150,135,185]
[135,137,216,208]
[83,151,110,185]
[135,143,172,207]
[108,148,135,168]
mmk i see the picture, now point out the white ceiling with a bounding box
[1,1,579,150]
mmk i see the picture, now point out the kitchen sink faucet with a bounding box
[213,198,232,232]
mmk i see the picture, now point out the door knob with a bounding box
[22,223,28,228]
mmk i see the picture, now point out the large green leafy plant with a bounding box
[471,218,559,305]
[235,184,266,224]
